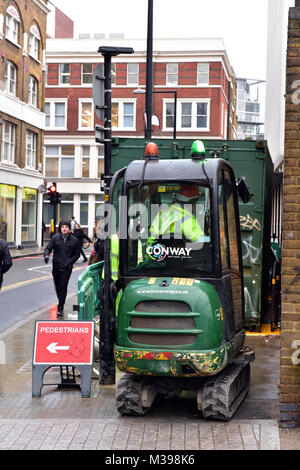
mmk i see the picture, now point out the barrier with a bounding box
[77,261,103,320]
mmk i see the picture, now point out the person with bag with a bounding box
[73,223,92,263]
[44,220,80,316]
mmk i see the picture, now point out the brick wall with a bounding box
[281,6,300,428]
[55,7,73,39]
[46,59,231,139]
[0,0,48,169]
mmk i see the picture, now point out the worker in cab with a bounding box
[149,184,204,244]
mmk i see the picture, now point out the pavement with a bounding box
[1,246,299,452]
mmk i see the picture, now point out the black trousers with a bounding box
[52,267,72,310]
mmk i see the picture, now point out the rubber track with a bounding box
[201,360,250,421]
[116,374,149,416]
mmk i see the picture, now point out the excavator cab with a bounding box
[107,141,253,420]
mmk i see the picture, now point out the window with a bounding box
[197,63,209,85]
[60,194,74,221]
[111,101,135,129]
[26,131,37,168]
[82,63,93,84]
[218,169,243,329]
[4,61,17,95]
[79,101,93,129]
[0,183,16,243]
[165,102,175,129]
[1,121,16,163]
[127,64,139,85]
[81,146,90,178]
[97,145,104,178]
[111,64,116,85]
[80,194,89,225]
[164,100,209,131]
[28,75,38,107]
[5,6,20,44]
[181,103,192,128]
[45,145,74,178]
[45,101,67,129]
[171,100,210,131]
[29,25,41,61]
[166,64,178,85]
[59,64,70,85]
[22,188,37,242]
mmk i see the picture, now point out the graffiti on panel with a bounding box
[240,214,261,231]
[242,239,261,264]
[291,340,300,366]
[244,286,259,319]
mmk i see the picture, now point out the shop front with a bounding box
[0,183,16,244]
[21,187,38,243]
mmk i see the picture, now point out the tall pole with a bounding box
[145,0,153,139]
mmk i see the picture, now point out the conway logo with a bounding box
[146,243,192,262]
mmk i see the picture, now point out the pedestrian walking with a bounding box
[73,223,92,263]
[0,238,12,290]
[43,220,80,316]
[69,216,77,232]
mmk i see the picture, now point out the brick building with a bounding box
[281,4,300,427]
[44,17,237,238]
[0,0,49,248]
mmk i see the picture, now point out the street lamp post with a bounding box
[145,0,153,139]
[133,89,177,139]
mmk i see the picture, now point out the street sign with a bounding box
[93,63,105,121]
[95,123,105,143]
[33,320,94,365]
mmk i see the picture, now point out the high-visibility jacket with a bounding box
[102,234,143,281]
[150,204,204,242]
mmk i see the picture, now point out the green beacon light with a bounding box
[191,140,206,160]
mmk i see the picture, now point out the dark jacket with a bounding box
[0,238,13,288]
[94,237,104,261]
[44,233,80,270]
[73,228,92,248]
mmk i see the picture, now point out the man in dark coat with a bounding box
[0,239,12,290]
[44,220,80,316]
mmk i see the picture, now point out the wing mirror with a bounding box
[236,177,250,204]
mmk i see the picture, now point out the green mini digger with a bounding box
[104,140,254,421]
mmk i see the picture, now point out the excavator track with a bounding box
[116,373,156,416]
[201,360,250,421]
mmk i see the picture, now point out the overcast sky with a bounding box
[49,0,269,79]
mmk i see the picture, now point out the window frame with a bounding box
[5,8,19,45]
[163,98,210,132]
[59,63,70,86]
[44,145,75,178]
[28,75,38,107]
[29,31,40,61]
[111,99,136,130]
[45,99,67,130]
[197,63,209,85]
[166,63,178,86]
[81,63,93,85]
[25,130,37,169]
[78,99,94,130]
[127,63,139,86]
[1,121,16,164]
[4,60,17,95]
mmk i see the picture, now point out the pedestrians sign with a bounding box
[33,320,94,365]
[32,320,95,398]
